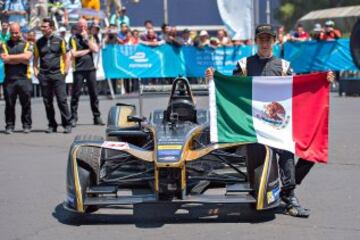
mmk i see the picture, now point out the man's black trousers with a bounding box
[295,158,315,185]
[275,149,296,193]
[3,78,32,129]
[276,150,316,191]
[70,70,100,121]
[38,73,71,128]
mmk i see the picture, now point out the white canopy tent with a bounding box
[298,5,360,33]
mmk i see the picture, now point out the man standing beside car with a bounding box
[0,23,33,134]
[33,18,72,133]
[206,24,334,218]
[69,18,104,127]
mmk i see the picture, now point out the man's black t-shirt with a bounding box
[0,39,32,81]
[233,54,292,77]
[69,34,97,72]
[34,34,67,74]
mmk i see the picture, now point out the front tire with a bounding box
[74,135,104,213]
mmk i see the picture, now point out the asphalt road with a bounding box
[0,93,359,240]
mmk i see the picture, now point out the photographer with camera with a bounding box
[321,20,342,41]
[103,24,121,45]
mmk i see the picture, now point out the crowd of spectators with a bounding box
[0,0,345,98]
[0,0,259,49]
[99,20,343,50]
[279,21,342,43]
[0,0,343,50]
[100,19,256,48]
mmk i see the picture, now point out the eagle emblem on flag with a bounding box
[256,102,290,129]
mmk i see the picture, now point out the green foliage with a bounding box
[275,0,360,31]
[274,3,295,30]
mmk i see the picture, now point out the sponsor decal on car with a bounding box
[67,194,75,208]
[158,150,181,156]
[157,148,182,162]
[158,155,178,161]
[267,186,280,204]
[158,145,182,150]
[101,141,129,150]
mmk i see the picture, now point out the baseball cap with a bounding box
[59,26,67,32]
[210,37,220,44]
[199,30,208,37]
[313,23,322,32]
[325,20,335,27]
[255,24,276,37]
[91,23,100,29]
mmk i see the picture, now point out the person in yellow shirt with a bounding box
[82,0,100,11]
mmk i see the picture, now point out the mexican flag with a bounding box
[209,71,329,163]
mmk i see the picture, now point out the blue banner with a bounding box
[181,45,258,76]
[0,39,358,83]
[284,39,358,73]
[101,44,270,78]
[102,44,185,79]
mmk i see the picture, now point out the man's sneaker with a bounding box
[5,128,14,135]
[23,128,31,134]
[63,126,72,134]
[45,127,57,133]
[281,192,310,218]
[94,116,105,126]
[286,204,311,218]
[70,119,77,128]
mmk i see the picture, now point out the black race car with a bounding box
[64,77,280,214]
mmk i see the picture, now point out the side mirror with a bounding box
[127,115,146,123]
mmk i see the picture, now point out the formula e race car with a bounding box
[64,77,281,214]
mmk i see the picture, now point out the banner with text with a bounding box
[101,44,265,79]
[0,39,358,84]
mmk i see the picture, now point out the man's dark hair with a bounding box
[42,18,55,28]
[297,23,304,28]
[144,20,153,26]
[161,23,168,31]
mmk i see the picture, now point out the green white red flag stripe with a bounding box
[209,71,329,163]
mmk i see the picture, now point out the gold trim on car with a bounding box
[256,146,271,210]
[71,145,85,213]
[184,142,250,161]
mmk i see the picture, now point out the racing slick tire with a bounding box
[74,134,104,213]
[74,134,104,182]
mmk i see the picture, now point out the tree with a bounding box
[275,0,359,31]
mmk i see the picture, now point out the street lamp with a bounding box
[266,0,270,24]
[163,0,168,24]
